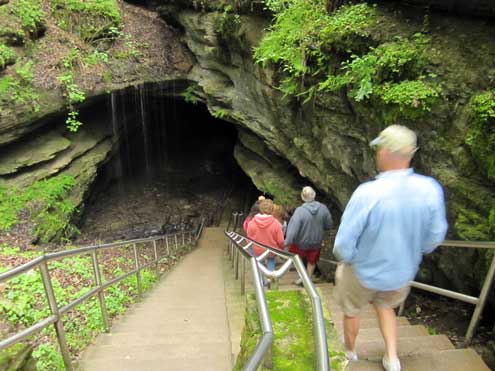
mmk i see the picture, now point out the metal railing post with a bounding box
[398,301,405,316]
[153,241,159,277]
[133,243,142,298]
[241,257,246,295]
[235,246,239,280]
[91,250,109,331]
[39,260,73,371]
[465,252,495,344]
[174,234,178,252]
[166,235,170,255]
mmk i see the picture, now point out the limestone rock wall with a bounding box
[166,6,495,298]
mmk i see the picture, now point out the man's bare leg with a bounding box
[307,262,315,278]
[374,305,398,360]
[343,315,360,353]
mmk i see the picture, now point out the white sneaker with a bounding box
[345,350,358,361]
[382,356,401,371]
[293,278,303,286]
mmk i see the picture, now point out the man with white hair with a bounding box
[285,186,332,284]
[333,125,448,371]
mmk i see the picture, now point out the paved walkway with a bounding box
[81,227,233,371]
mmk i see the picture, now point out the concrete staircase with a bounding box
[78,228,490,371]
[80,227,234,371]
[244,268,489,370]
[317,283,490,371]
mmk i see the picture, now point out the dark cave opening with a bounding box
[76,84,257,243]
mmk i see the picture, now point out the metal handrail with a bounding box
[321,239,495,345]
[225,214,329,371]
[0,219,207,370]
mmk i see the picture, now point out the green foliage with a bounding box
[51,0,123,43]
[58,48,86,132]
[12,0,46,35]
[83,50,109,66]
[471,90,495,123]
[319,35,438,119]
[466,90,495,181]
[215,5,241,46]
[255,1,439,118]
[0,61,39,114]
[320,3,378,53]
[375,80,439,118]
[0,174,77,242]
[234,291,346,370]
[254,0,331,98]
[212,108,227,118]
[182,86,198,105]
[0,43,16,70]
[0,0,46,44]
[0,243,161,366]
[32,343,65,371]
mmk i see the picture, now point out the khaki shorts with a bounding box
[335,264,410,317]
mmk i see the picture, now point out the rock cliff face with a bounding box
[0,1,493,296]
[158,4,495,297]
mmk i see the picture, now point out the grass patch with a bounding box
[234,290,346,370]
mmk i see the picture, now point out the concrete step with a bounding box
[93,331,232,347]
[84,343,231,362]
[348,348,490,371]
[335,325,429,341]
[81,354,232,371]
[356,335,454,360]
[332,316,410,329]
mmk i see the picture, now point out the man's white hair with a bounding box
[301,186,316,202]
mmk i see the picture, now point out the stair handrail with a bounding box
[225,216,330,371]
[321,239,495,345]
[0,219,207,371]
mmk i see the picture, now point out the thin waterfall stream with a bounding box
[76,84,255,244]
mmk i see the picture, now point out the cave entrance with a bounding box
[77,83,256,243]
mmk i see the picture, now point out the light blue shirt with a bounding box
[333,169,448,291]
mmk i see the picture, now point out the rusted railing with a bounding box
[0,220,206,370]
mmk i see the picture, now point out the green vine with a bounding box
[58,48,86,132]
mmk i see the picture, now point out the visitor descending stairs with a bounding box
[79,227,490,370]
[318,283,489,370]
[267,271,490,370]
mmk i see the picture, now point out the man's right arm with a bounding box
[333,187,369,263]
[284,210,300,246]
[422,181,448,254]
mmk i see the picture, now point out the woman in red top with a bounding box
[247,199,284,271]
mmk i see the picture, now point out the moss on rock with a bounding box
[50,0,123,43]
